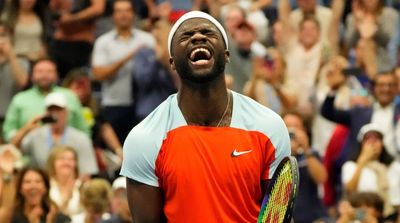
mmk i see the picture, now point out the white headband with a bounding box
[167,11,229,57]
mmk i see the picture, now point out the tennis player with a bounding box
[120,11,291,223]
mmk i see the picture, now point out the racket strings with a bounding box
[260,162,293,222]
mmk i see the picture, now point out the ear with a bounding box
[225,50,230,63]
[169,58,176,71]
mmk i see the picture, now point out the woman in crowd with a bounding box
[47,146,83,217]
[337,192,385,223]
[72,178,112,223]
[342,123,397,216]
[12,167,70,223]
[345,0,399,70]
[3,0,47,62]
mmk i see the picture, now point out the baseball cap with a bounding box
[357,123,384,142]
[44,92,67,109]
[112,177,126,190]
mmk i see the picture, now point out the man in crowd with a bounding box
[92,0,155,143]
[3,59,88,142]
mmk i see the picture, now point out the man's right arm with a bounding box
[126,178,165,223]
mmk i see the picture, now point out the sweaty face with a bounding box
[170,18,229,84]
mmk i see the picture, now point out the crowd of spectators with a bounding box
[0,0,400,222]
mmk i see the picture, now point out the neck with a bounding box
[302,42,317,51]
[378,101,392,107]
[52,125,65,134]
[24,202,42,215]
[117,27,132,39]
[37,86,53,95]
[178,76,231,127]
[19,9,33,15]
[55,173,75,185]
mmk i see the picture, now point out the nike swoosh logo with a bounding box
[231,149,253,157]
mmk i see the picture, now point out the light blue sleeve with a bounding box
[120,125,161,187]
[120,96,181,187]
[267,115,291,178]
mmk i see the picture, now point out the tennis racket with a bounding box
[257,156,299,223]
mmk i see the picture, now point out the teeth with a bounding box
[190,48,211,60]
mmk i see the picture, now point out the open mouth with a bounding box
[189,47,212,66]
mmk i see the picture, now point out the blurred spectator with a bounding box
[394,66,400,105]
[72,178,112,223]
[91,0,155,143]
[146,0,203,23]
[278,0,342,120]
[387,158,400,221]
[101,177,132,223]
[337,192,384,223]
[220,1,270,43]
[345,0,399,70]
[243,48,293,114]
[3,0,47,62]
[11,167,70,223]
[342,123,397,216]
[351,38,378,87]
[48,0,105,79]
[321,71,400,160]
[2,58,89,142]
[11,92,98,177]
[289,0,333,43]
[312,55,365,155]
[63,70,123,178]
[47,146,84,216]
[221,3,268,56]
[283,111,328,223]
[225,20,265,92]
[132,18,178,121]
[0,22,29,143]
[0,144,20,223]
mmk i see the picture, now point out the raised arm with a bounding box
[320,93,352,126]
[277,0,295,48]
[126,178,165,223]
[328,0,345,56]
